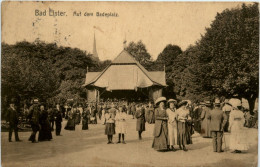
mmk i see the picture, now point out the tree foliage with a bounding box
[1,41,98,104]
[125,40,154,70]
[168,3,259,112]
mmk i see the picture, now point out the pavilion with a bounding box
[83,50,166,103]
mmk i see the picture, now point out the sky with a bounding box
[2,1,248,60]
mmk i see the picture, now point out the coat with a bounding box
[55,110,63,123]
[135,107,145,132]
[200,107,211,137]
[153,108,168,137]
[207,108,227,132]
[6,107,19,126]
[28,104,40,125]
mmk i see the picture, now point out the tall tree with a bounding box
[197,3,259,112]
[125,40,153,70]
[1,41,99,105]
[155,44,182,98]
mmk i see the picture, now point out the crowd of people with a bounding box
[4,96,257,154]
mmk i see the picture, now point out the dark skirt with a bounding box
[65,119,75,130]
[136,119,145,132]
[105,123,115,135]
[177,121,193,145]
[38,121,52,141]
[82,119,88,130]
[152,122,168,151]
[75,115,81,125]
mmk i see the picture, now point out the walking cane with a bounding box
[222,131,227,152]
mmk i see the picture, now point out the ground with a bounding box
[1,115,258,167]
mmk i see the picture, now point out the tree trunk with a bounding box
[246,95,257,115]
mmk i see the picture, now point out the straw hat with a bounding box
[155,97,166,105]
[228,98,241,108]
[178,100,191,107]
[214,99,221,106]
[167,99,177,104]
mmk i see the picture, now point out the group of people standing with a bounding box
[64,103,99,131]
[6,98,63,143]
[5,96,252,155]
[152,97,193,152]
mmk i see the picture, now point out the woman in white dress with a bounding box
[166,99,178,151]
[228,99,249,153]
[115,105,127,144]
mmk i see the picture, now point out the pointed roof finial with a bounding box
[123,33,127,49]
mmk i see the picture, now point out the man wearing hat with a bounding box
[193,102,204,132]
[6,98,21,142]
[207,99,227,153]
[28,99,41,143]
[200,101,211,138]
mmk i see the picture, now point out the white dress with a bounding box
[166,108,178,146]
[115,112,127,134]
[229,109,249,151]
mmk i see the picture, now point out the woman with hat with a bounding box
[176,100,192,151]
[38,104,52,141]
[64,105,77,130]
[135,103,146,140]
[82,105,90,130]
[228,99,249,153]
[200,101,211,138]
[146,101,155,124]
[152,97,168,151]
[166,99,178,151]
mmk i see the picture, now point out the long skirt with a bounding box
[152,122,168,151]
[168,122,178,146]
[75,115,81,125]
[105,123,115,135]
[136,119,145,132]
[201,118,211,137]
[38,121,52,141]
[82,119,88,130]
[177,121,192,145]
[65,118,75,130]
[229,121,249,151]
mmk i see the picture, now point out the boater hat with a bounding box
[155,97,166,105]
[205,100,211,106]
[178,100,191,107]
[228,98,242,108]
[214,99,221,106]
[167,99,177,104]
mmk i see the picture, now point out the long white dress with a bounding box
[115,112,127,134]
[229,109,249,151]
[166,108,178,146]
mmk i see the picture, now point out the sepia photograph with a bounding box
[1,1,259,167]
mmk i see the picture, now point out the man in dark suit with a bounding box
[6,98,21,142]
[208,99,227,153]
[55,106,63,136]
[28,99,41,143]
